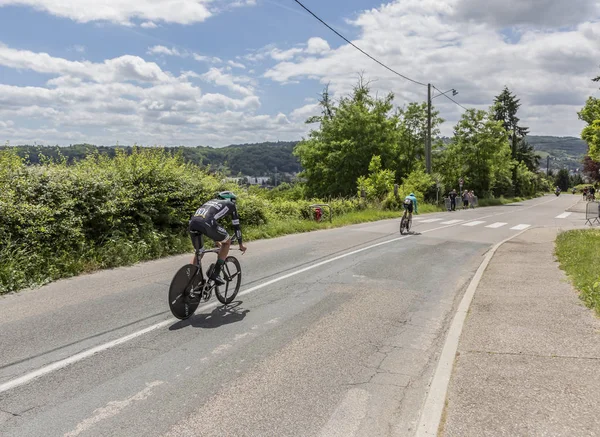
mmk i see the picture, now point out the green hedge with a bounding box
[0,148,372,293]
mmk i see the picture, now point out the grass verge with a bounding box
[555,229,600,315]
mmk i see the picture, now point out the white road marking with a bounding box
[555,212,572,219]
[485,222,507,229]
[420,218,443,223]
[462,221,485,227]
[64,381,164,437]
[318,388,370,437]
[440,220,463,225]
[511,224,531,230]
[0,196,559,394]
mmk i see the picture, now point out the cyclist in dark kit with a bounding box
[189,191,247,285]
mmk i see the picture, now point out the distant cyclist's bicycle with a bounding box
[168,232,242,320]
[399,207,412,235]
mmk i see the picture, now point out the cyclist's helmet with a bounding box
[217,191,237,202]
[409,193,415,197]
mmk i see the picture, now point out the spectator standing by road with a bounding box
[449,189,458,211]
[462,190,469,209]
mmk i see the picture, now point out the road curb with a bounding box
[413,227,533,437]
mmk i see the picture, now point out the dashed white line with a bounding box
[440,220,463,225]
[555,212,572,219]
[462,221,485,227]
[511,224,531,230]
[485,222,507,229]
[420,218,444,223]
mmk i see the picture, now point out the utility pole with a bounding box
[426,83,432,174]
[546,155,550,177]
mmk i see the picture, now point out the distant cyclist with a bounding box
[403,192,418,222]
[189,191,247,285]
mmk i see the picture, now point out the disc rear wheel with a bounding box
[169,264,202,319]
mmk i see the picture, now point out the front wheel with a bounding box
[215,256,242,305]
[169,264,202,320]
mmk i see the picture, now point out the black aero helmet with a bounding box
[217,191,237,202]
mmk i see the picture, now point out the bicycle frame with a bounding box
[190,233,240,301]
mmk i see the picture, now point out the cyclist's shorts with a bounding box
[403,200,413,213]
[189,217,230,249]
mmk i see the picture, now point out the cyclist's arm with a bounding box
[230,204,243,244]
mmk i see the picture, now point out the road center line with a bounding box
[0,196,558,394]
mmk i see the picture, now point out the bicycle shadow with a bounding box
[169,301,250,331]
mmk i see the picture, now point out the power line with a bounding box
[292,0,428,87]
[432,85,469,111]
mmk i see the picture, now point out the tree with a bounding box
[493,87,532,193]
[293,77,400,197]
[443,108,512,196]
[583,156,600,183]
[356,155,395,200]
[555,168,570,191]
[578,74,600,162]
[395,102,444,179]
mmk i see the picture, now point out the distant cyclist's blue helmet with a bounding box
[409,193,415,197]
[217,191,237,202]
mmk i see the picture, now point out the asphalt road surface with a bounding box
[0,195,586,437]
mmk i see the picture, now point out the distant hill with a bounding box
[526,136,588,172]
[1,141,302,177]
[2,136,589,176]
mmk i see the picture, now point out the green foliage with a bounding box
[554,168,570,191]
[442,108,512,197]
[356,155,395,200]
[582,120,600,162]
[555,229,600,315]
[294,79,401,197]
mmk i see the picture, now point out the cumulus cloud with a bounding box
[264,0,600,137]
[0,41,309,146]
[453,0,600,28]
[0,0,212,25]
[200,67,255,96]
[0,43,172,83]
[228,60,246,69]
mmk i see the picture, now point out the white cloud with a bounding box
[290,103,320,121]
[0,42,310,147]
[147,45,183,57]
[140,21,158,28]
[200,67,255,96]
[264,0,600,137]
[453,0,600,28]
[0,0,212,25]
[306,37,330,55]
[228,60,246,69]
[0,43,172,83]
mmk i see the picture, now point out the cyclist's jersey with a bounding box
[192,199,242,243]
[404,195,418,214]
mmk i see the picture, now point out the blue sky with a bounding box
[0,0,599,147]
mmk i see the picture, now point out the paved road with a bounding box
[0,195,585,437]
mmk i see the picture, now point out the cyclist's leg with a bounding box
[188,218,206,264]
[204,220,231,283]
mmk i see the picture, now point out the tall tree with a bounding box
[493,86,531,193]
[395,102,444,179]
[578,73,600,162]
[294,78,400,197]
[555,168,570,191]
[444,109,512,196]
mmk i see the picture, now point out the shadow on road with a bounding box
[169,301,250,331]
